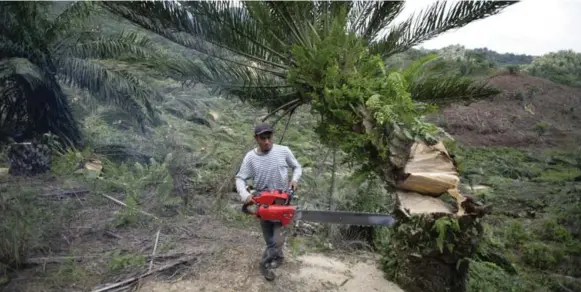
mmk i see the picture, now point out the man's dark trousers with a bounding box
[260,219,284,264]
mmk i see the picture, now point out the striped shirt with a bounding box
[235,144,302,201]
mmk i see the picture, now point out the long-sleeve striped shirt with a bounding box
[235,144,302,202]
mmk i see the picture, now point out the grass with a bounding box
[451,146,581,291]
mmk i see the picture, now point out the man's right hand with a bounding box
[244,194,254,204]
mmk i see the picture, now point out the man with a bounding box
[235,123,302,269]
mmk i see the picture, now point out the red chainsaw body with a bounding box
[252,190,297,227]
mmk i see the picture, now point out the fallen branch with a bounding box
[91,255,197,292]
[104,230,123,239]
[100,193,160,220]
[24,251,189,265]
[148,228,161,272]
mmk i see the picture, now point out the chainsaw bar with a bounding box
[294,210,397,227]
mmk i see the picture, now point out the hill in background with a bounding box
[438,72,581,150]
[386,45,581,151]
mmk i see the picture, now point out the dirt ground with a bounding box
[434,73,581,150]
[137,248,403,292]
[2,186,403,292]
[125,213,403,292]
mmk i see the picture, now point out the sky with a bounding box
[179,0,580,56]
[399,0,581,56]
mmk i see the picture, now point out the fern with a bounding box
[433,217,461,253]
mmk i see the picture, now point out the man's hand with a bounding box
[244,195,255,204]
[289,180,298,191]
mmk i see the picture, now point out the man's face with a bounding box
[255,132,273,152]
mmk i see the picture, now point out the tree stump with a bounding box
[381,141,492,292]
[7,142,52,176]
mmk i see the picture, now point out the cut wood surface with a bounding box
[394,141,468,216]
[396,190,454,216]
[396,141,460,196]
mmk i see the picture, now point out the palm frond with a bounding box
[169,55,297,109]
[371,1,517,57]
[0,2,50,42]
[101,1,313,115]
[55,57,159,125]
[102,0,513,123]
[409,74,501,106]
[101,1,290,70]
[53,30,163,60]
[0,37,31,59]
[401,55,502,105]
[0,3,56,72]
[46,1,95,41]
[0,58,81,146]
[0,58,46,89]
[347,1,404,40]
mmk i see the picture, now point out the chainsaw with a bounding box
[241,188,397,281]
[241,188,397,228]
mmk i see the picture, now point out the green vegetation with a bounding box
[0,1,196,146]
[1,1,581,292]
[451,146,581,291]
[525,50,581,88]
[389,45,581,90]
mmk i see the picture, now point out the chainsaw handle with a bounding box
[241,199,256,215]
[287,188,296,205]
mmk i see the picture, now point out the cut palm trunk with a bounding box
[383,140,490,292]
[354,102,491,292]
[7,142,52,176]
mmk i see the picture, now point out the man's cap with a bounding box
[254,123,274,135]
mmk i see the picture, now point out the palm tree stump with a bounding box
[7,142,52,176]
[382,141,492,292]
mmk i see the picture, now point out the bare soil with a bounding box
[434,72,581,150]
[138,252,403,292]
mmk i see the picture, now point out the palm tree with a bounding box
[102,0,515,198]
[1,1,167,147]
[102,1,518,290]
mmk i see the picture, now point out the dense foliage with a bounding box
[525,50,581,87]
[0,2,178,146]
[286,15,440,176]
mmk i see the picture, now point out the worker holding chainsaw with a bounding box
[235,123,302,270]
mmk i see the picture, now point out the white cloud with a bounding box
[399,0,581,56]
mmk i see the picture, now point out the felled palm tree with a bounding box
[103,1,517,291]
[1,1,166,147]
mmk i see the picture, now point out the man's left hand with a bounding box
[289,181,298,191]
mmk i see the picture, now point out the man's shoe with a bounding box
[259,262,275,281]
[270,256,284,268]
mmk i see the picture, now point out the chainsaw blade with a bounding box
[294,210,397,227]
